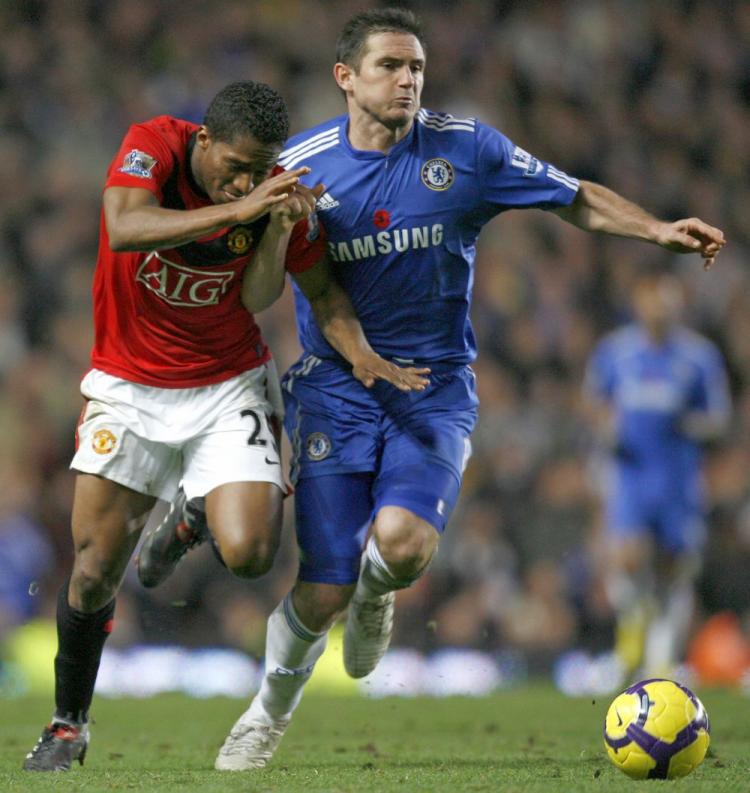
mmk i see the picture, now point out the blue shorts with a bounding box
[283,357,478,584]
[606,470,705,556]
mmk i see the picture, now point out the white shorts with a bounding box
[71,366,284,501]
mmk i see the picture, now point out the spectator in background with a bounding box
[584,269,731,680]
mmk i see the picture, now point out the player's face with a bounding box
[633,276,683,332]
[341,32,425,130]
[193,128,282,205]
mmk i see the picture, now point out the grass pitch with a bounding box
[1,684,747,792]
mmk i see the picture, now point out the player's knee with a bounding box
[619,550,648,577]
[611,536,650,577]
[70,558,118,610]
[221,535,279,579]
[373,514,439,579]
[657,551,699,585]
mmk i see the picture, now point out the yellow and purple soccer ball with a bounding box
[603,678,710,779]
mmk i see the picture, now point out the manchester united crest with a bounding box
[92,428,117,455]
[421,158,455,191]
[227,226,253,255]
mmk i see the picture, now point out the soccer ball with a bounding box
[603,678,710,779]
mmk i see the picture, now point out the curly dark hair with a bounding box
[203,81,289,145]
[336,7,425,71]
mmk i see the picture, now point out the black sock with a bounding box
[53,579,115,724]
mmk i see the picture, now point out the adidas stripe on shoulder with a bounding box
[417,109,476,133]
[280,127,341,169]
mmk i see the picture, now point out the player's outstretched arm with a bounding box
[242,182,326,314]
[103,168,309,253]
[552,180,726,269]
[291,258,430,392]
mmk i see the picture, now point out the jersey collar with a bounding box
[340,116,416,161]
[634,324,679,349]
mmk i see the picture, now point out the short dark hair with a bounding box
[203,81,289,145]
[336,8,425,70]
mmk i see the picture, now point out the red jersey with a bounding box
[90,116,325,387]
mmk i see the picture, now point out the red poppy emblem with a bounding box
[373,209,390,228]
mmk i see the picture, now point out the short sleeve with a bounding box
[105,123,176,201]
[476,122,579,210]
[285,213,327,274]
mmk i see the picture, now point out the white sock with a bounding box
[644,579,694,674]
[605,566,653,614]
[257,594,328,720]
[51,714,82,728]
[356,537,417,599]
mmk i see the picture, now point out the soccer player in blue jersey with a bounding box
[584,270,730,681]
[139,8,725,769]
[209,9,725,770]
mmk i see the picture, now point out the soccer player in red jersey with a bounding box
[22,80,428,773]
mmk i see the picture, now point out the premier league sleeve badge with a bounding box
[118,149,158,179]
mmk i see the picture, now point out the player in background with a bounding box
[139,10,725,770]
[22,80,428,773]
[584,270,730,681]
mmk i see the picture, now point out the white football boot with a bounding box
[215,697,290,771]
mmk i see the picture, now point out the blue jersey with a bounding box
[280,109,578,366]
[585,325,730,481]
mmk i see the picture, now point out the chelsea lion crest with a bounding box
[305,432,331,461]
[421,158,455,191]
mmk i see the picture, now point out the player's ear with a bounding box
[196,126,211,150]
[333,62,354,92]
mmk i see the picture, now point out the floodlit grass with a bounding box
[1,684,747,791]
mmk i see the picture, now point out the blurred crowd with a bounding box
[2,0,749,675]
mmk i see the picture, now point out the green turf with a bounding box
[1,684,747,792]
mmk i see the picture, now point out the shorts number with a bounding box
[240,409,279,455]
[240,408,266,447]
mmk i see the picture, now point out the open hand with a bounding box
[351,353,431,392]
[656,218,726,270]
